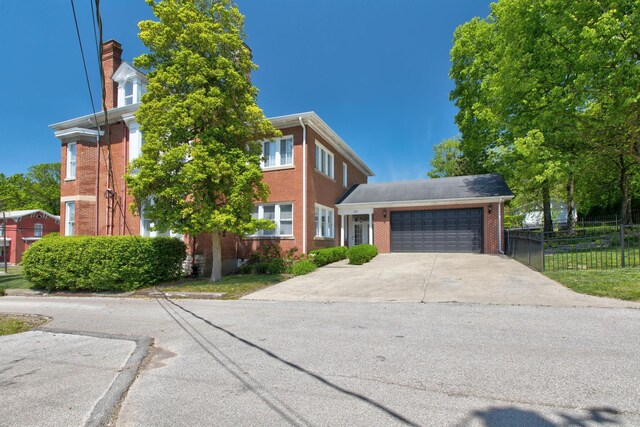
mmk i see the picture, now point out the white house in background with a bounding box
[521,200,577,229]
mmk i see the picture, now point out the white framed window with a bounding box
[66,142,77,180]
[251,203,293,237]
[34,223,43,238]
[315,142,334,179]
[124,80,134,105]
[342,163,348,187]
[65,202,75,236]
[261,136,294,168]
[315,204,334,238]
[0,223,4,237]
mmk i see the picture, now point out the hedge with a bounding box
[289,259,317,276]
[347,244,378,265]
[309,246,348,267]
[22,236,186,292]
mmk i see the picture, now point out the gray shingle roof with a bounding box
[337,174,513,205]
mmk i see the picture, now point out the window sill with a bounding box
[314,236,335,241]
[244,236,295,240]
[314,169,335,181]
[262,165,295,172]
[64,177,76,182]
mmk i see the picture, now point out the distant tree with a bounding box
[127,0,279,281]
[0,163,61,215]
[427,137,467,178]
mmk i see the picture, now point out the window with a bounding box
[34,223,43,238]
[0,223,4,237]
[315,142,334,178]
[65,202,75,236]
[342,163,348,187]
[124,80,134,105]
[67,143,77,179]
[251,203,293,237]
[261,136,293,168]
[315,205,334,238]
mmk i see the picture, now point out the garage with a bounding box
[336,174,514,254]
[390,208,483,253]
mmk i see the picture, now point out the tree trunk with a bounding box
[565,172,576,232]
[542,185,554,233]
[210,230,222,282]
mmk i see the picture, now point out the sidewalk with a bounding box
[0,329,151,426]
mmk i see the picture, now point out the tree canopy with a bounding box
[0,163,61,215]
[448,0,640,227]
[126,0,280,280]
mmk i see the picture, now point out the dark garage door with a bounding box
[390,209,483,253]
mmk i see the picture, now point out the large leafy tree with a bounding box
[0,163,61,215]
[427,136,467,178]
[127,0,279,281]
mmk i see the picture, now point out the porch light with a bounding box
[488,204,493,214]
[383,209,387,219]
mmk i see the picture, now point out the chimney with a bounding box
[101,40,122,110]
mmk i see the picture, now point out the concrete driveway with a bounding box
[244,253,638,307]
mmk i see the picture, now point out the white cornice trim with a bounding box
[60,195,97,203]
[49,104,140,132]
[54,127,104,143]
[270,112,374,178]
[337,195,515,212]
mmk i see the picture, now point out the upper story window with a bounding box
[0,224,4,237]
[112,62,147,107]
[342,163,348,187]
[251,203,293,237]
[124,80,135,105]
[261,136,293,169]
[315,142,334,179]
[65,202,75,236]
[34,223,43,238]
[66,142,77,180]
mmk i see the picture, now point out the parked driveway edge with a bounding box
[36,327,153,427]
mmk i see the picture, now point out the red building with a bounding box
[0,210,60,265]
[49,40,511,275]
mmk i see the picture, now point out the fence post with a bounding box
[620,225,625,268]
[540,231,545,272]
[527,231,531,267]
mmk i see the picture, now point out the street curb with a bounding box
[35,327,153,427]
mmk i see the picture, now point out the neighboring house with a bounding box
[519,200,577,229]
[0,210,60,265]
[49,40,513,274]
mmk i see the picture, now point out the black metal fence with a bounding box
[505,225,640,271]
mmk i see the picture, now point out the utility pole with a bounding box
[2,209,7,274]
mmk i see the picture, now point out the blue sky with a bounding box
[0,0,491,183]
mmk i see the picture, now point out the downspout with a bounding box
[298,117,307,254]
[498,197,503,254]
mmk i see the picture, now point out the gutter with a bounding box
[498,196,503,254]
[299,116,307,254]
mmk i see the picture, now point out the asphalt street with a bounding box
[0,296,639,426]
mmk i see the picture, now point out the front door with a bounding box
[349,215,369,246]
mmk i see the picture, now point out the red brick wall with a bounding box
[102,40,122,110]
[372,202,506,254]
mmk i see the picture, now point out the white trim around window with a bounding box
[261,136,294,169]
[65,201,75,236]
[66,142,77,180]
[315,141,334,179]
[342,162,348,187]
[251,203,293,237]
[315,204,335,238]
[34,223,43,238]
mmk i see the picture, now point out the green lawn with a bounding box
[545,268,640,301]
[0,266,34,295]
[158,274,285,299]
[0,314,47,336]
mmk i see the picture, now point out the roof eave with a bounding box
[337,195,515,210]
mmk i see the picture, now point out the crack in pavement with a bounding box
[420,254,438,303]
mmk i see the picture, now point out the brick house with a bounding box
[50,40,512,275]
[0,210,60,265]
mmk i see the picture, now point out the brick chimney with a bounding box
[101,40,122,110]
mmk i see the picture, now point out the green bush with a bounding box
[22,236,186,292]
[347,244,379,265]
[309,246,348,267]
[242,259,285,275]
[289,259,317,276]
